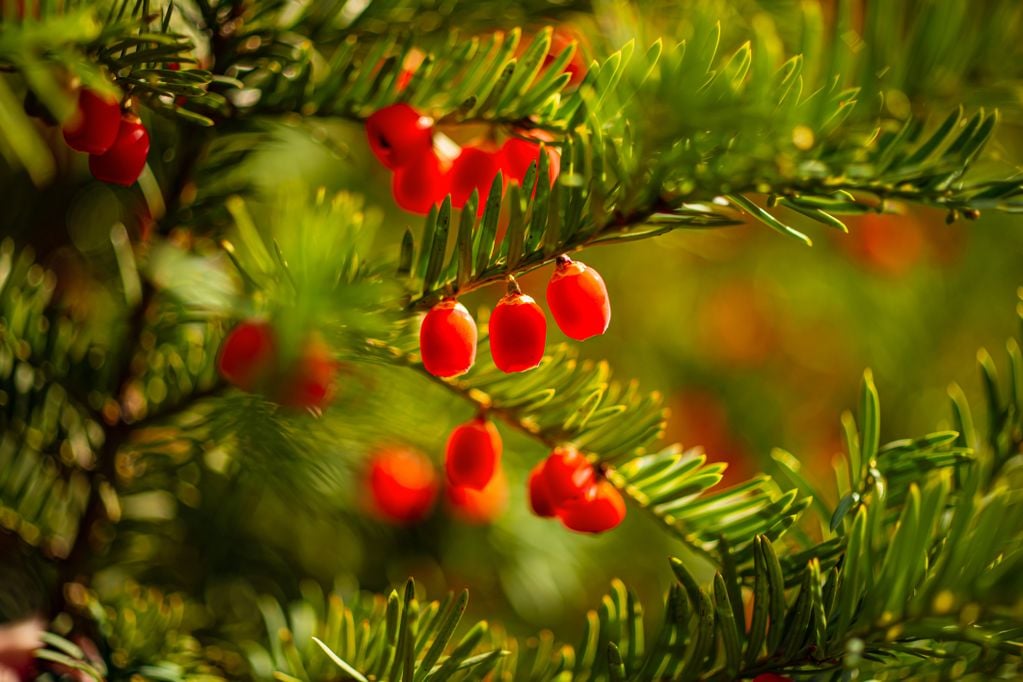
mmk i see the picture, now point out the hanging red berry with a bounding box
[445,416,502,489]
[557,479,626,534]
[420,299,478,377]
[527,461,556,518]
[501,137,560,189]
[365,103,434,170]
[546,254,611,341]
[89,114,149,186]
[447,469,508,524]
[392,150,449,214]
[62,88,121,155]
[540,445,596,506]
[367,447,439,524]
[449,146,502,209]
[218,320,277,392]
[489,280,547,373]
[277,335,337,411]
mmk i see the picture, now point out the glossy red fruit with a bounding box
[557,480,626,534]
[489,289,547,373]
[420,299,477,377]
[89,114,149,186]
[528,461,556,517]
[366,103,433,169]
[541,446,595,506]
[546,255,611,341]
[392,150,449,214]
[62,88,121,155]
[278,336,337,410]
[218,320,277,392]
[447,469,508,524]
[501,137,560,188]
[368,447,439,524]
[450,146,502,209]
[445,416,502,489]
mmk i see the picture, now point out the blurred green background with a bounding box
[5,0,1023,650]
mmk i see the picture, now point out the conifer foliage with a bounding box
[2,1,1023,680]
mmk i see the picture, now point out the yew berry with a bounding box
[445,416,502,489]
[368,447,439,524]
[447,469,508,524]
[501,137,560,189]
[366,103,433,169]
[528,461,556,518]
[63,88,122,155]
[557,479,626,534]
[392,150,449,214]
[489,283,547,373]
[89,114,149,186]
[277,336,337,410]
[420,299,478,377]
[218,320,277,392]
[450,146,502,209]
[541,445,595,506]
[546,255,611,341]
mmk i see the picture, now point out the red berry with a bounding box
[546,255,611,341]
[218,320,277,392]
[62,88,121,155]
[501,137,560,188]
[420,299,477,377]
[450,146,502,209]
[368,447,439,524]
[277,335,337,410]
[366,103,433,169]
[541,446,595,506]
[557,480,626,534]
[392,150,449,214]
[445,416,502,489]
[527,461,556,517]
[447,468,508,524]
[489,290,547,373]
[89,114,149,186]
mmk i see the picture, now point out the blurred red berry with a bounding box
[546,255,611,341]
[277,335,337,410]
[445,416,502,489]
[368,447,439,524]
[218,320,277,392]
[541,445,595,506]
[543,28,587,86]
[450,146,502,209]
[528,461,556,517]
[63,88,121,155]
[89,114,149,186]
[392,150,449,214]
[420,299,478,377]
[846,212,924,276]
[0,616,43,679]
[448,468,508,524]
[366,103,433,169]
[489,289,547,373]
[501,137,560,188]
[557,479,626,534]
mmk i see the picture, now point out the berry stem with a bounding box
[505,276,522,296]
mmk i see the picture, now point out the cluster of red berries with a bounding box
[217,320,338,410]
[528,446,625,533]
[420,254,610,377]
[367,415,621,534]
[61,87,150,186]
[365,103,559,215]
[366,435,507,525]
